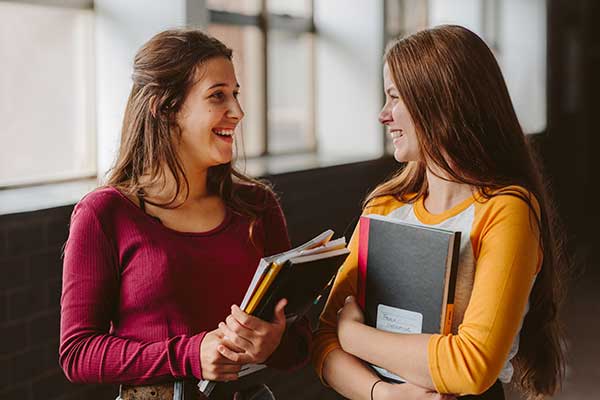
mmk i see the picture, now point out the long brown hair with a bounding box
[366,25,568,398]
[107,29,273,233]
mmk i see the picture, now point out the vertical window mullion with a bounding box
[308,0,317,153]
[261,0,269,156]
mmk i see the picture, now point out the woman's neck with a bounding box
[423,167,474,215]
[142,165,211,206]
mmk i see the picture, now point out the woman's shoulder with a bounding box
[73,186,132,219]
[476,185,541,221]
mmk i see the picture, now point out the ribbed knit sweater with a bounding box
[60,185,310,384]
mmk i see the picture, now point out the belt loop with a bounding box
[173,381,184,400]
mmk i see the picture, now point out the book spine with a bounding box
[357,216,370,309]
[254,263,292,321]
[245,262,282,314]
[442,232,462,334]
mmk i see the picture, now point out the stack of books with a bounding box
[199,229,350,396]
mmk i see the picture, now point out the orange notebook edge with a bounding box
[441,232,461,334]
[442,304,454,334]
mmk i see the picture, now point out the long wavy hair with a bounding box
[106,29,273,235]
[365,25,568,399]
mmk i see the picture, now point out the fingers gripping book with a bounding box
[199,230,350,396]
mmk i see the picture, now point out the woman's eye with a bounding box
[210,91,225,101]
[233,91,240,99]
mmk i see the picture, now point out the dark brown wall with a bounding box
[546,0,600,244]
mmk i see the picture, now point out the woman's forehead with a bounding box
[194,57,238,88]
[382,63,395,88]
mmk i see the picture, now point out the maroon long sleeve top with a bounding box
[59,185,310,384]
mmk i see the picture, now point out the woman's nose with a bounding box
[228,99,245,120]
[378,105,391,125]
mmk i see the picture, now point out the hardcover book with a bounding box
[357,214,462,382]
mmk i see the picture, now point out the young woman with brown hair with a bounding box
[59,29,309,399]
[312,25,567,400]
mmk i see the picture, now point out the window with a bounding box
[384,0,547,135]
[0,1,95,188]
[207,0,315,157]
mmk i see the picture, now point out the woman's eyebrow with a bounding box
[207,82,241,90]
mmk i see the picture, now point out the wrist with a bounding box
[370,379,387,400]
[338,320,358,352]
[378,381,405,400]
[194,331,209,380]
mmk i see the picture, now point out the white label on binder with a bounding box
[376,304,423,334]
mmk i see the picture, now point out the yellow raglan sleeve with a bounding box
[428,194,543,395]
[311,222,360,385]
[311,197,396,384]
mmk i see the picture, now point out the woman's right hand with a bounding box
[378,382,456,400]
[200,328,245,381]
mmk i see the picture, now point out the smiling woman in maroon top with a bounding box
[59,29,309,397]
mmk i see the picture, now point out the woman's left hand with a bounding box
[337,295,365,324]
[217,299,287,364]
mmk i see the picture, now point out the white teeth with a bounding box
[213,129,234,137]
[390,131,403,139]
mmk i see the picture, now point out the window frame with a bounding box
[207,1,317,157]
[382,0,547,137]
[0,0,96,190]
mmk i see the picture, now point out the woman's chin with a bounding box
[393,150,406,163]
[393,148,419,164]
[215,153,233,166]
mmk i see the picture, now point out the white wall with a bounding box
[314,0,385,159]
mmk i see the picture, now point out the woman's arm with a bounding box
[337,196,541,395]
[322,348,388,400]
[336,296,435,389]
[59,202,238,384]
[311,223,361,384]
[323,348,452,400]
[311,222,392,395]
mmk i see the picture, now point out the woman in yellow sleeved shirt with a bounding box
[312,25,567,400]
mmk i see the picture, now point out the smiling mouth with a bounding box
[390,130,403,139]
[212,128,235,137]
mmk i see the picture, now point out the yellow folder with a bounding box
[244,262,283,314]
